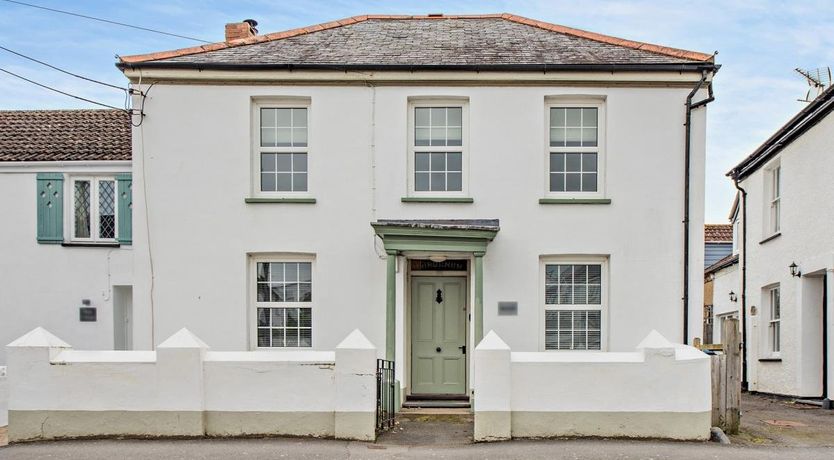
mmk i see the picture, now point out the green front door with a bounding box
[411,276,467,395]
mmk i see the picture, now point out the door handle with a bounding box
[436,347,442,353]
[458,345,466,354]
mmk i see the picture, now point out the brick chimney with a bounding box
[225,19,258,42]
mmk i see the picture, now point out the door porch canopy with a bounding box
[370,219,500,360]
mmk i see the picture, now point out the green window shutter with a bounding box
[36,173,64,244]
[116,173,132,245]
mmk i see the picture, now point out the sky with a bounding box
[1,1,832,222]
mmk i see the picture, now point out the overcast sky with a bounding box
[1,1,831,222]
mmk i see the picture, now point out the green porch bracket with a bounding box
[385,249,397,361]
[474,251,485,345]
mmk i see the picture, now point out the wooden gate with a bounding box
[703,318,741,434]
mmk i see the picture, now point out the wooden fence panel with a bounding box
[706,318,741,434]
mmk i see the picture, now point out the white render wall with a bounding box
[473,330,711,440]
[740,112,834,397]
[0,168,132,365]
[130,80,707,368]
[6,327,377,441]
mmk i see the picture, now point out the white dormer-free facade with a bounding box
[118,14,716,400]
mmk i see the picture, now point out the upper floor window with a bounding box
[543,259,606,351]
[546,101,605,198]
[70,176,117,242]
[252,99,311,197]
[408,100,468,196]
[768,165,781,234]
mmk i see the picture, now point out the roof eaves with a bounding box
[705,254,739,275]
[728,84,834,180]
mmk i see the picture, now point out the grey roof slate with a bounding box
[131,17,708,68]
[0,109,130,162]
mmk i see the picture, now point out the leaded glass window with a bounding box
[71,177,117,242]
[256,261,313,348]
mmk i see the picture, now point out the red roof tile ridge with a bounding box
[119,13,713,65]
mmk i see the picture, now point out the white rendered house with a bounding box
[728,84,834,403]
[0,109,133,365]
[117,14,716,402]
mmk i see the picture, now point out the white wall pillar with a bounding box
[473,330,511,441]
[155,328,208,436]
[334,329,377,441]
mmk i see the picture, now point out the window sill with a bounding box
[758,357,782,362]
[245,197,317,204]
[401,197,474,203]
[61,242,121,248]
[759,232,781,245]
[539,198,612,205]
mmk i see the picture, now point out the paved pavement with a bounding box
[2,394,833,458]
[0,437,832,459]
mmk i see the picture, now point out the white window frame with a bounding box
[250,98,313,199]
[770,165,781,234]
[65,175,118,243]
[544,98,606,199]
[250,254,315,350]
[406,98,470,198]
[539,256,609,351]
[766,285,781,356]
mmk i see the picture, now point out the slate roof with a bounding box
[119,14,714,70]
[0,109,130,162]
[729,84,834,179]
[705,253,739,275]
[705,224,733,243]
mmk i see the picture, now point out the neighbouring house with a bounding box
[703,222,738,344]
[114,13,716,406]
[705,223,733,267]
[728,84,834,403]
[0,109,133,365]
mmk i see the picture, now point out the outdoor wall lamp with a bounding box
[429,255,447,263]
[789,262,802,278]
[729,291,738,302]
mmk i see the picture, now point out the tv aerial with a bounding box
[795,67,832,102]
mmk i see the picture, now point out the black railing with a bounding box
[376,359,396,432]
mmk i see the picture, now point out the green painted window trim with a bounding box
[116,173,132,245]
[401,197,474,203]
[539,198,612,205]
[245,197,317,204]
[36,172,64,244]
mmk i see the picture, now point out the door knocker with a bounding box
[435,289,443,303]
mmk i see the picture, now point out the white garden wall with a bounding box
[473,330,711,441]
[5,327,376,442]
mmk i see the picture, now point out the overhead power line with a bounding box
[0,45,126,91]
[1,0,211,43]
[0,67,126,111]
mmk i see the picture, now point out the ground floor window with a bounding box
[767,285,780,354]
[544,261,605,350]
[254,260,312,348]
